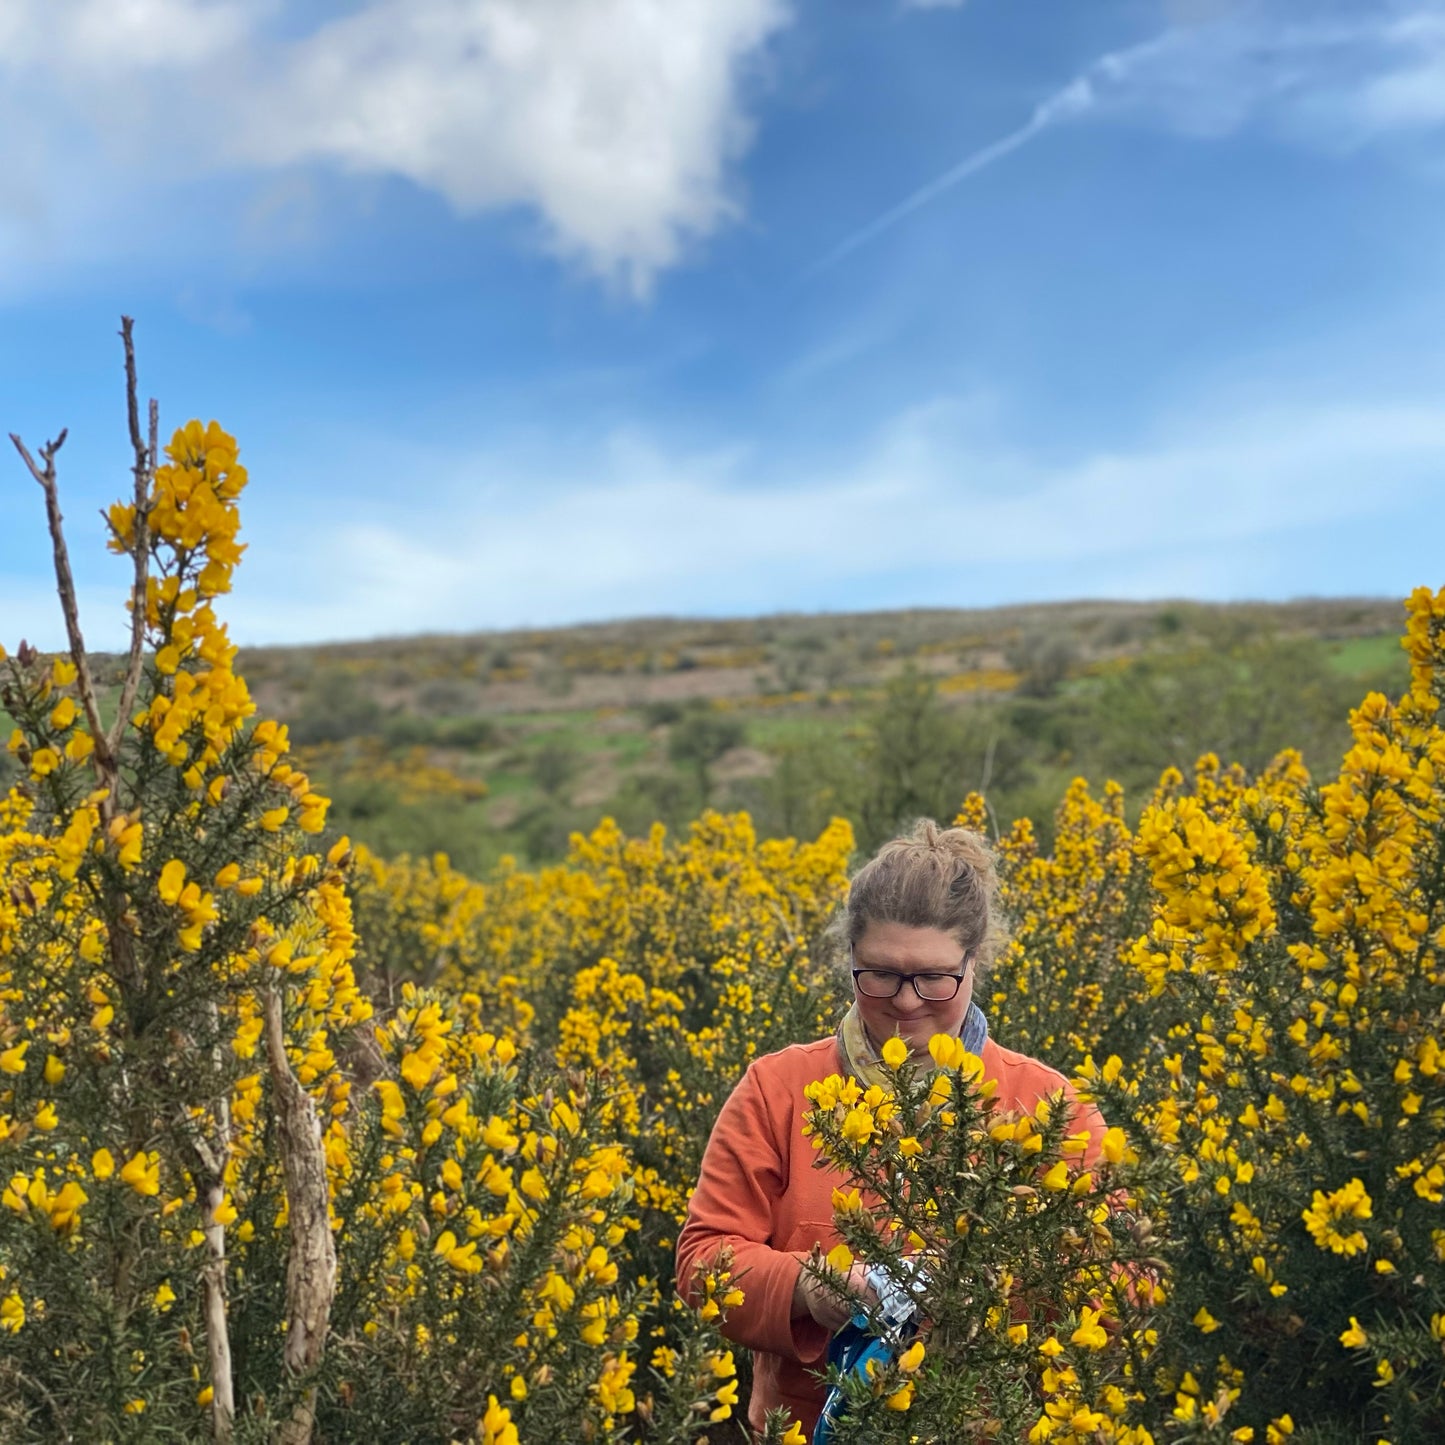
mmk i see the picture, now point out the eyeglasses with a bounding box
[851,957,971,1001]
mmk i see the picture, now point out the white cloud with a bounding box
[12,374,1441,652]
[819,2,1445,269]
[1349,14,1445,131]
[1071,2,1445,147]
[242,0,786,291]
[0,0,789,293]
[202,385,1445,645]
[0,0,249,70]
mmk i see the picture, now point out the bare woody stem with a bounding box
[8,321,159,815]
[264,985,336,1445]
[200,1183,236,1444]
[8,428,117,792]
[182,1001,237,1445]
[110,316,155,760]
[185,1115,236,1445]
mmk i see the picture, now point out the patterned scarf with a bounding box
[834,1000,990,1092]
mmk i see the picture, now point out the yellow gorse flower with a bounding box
[1302,1179,1373,1257]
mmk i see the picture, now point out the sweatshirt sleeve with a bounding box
[674,1062,830,1365]
[998,1047,1109,1171]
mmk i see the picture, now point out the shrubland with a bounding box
[217,586,1402,873]
[2,351,1440,1442]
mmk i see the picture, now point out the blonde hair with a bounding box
[843,819,1008,972]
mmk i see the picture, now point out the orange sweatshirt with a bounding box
[674,1034,1106,1439]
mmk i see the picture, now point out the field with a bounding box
[1,415,1441,1445]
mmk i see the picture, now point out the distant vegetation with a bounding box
[0,599,1406,873]
[132,597,1408,872]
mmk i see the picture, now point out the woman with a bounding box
[674,820,1107,1440]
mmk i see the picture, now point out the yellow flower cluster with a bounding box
[351,809,854,1230]
[799,1029,1163,1444]
[1301,1178,1373,1257]
[1134,790,1277,977]
[973,778,1135,1062]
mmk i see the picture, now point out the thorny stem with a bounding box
[199,1178,236,1443]
[8,322,232,1441]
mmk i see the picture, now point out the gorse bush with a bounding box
[0,354,752,1443]
[957,590,1445,1443]
[2,398,367,1441]
[793,1038,1166,1445]
[3,345,1442,1443]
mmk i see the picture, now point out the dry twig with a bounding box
[110,316,155,759]
[178,1049,237,1444]
[8,427,116,786]
[8,319,159,817]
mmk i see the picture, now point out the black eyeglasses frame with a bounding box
[849,952,973,1001]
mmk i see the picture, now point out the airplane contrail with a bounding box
[804,5,1403,278]
[804,69,1106,277]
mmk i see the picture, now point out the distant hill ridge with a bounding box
[237,594,1400,660]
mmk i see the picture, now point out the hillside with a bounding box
[206,595,1406,872]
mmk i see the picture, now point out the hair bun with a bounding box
[842,818,1008,968]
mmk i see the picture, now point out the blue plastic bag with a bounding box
[812,1261,923,1445]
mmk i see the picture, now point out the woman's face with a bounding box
[851,919,974,1059]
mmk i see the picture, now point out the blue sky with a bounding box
[2,0,1442,648]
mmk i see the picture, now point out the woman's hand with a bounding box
[792,1260,878,1333]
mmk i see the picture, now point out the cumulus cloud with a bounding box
[0,0,789,293]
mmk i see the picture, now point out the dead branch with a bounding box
[179,1069,236,1444]
[8,428,117,789]
[185,1145,237,1444]
[264,986,336,1445]
[109,317,154,760]
[198,1173,236,1443]
[123,315,145,463]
